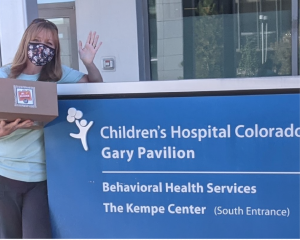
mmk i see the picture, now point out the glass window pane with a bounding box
[46,18,72,68]
[148,0,292,80]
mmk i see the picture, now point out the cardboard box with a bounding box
[0,78,58,128]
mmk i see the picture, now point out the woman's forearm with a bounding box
[85,62,103,82]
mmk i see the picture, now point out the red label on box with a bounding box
[18,90,32,102]
[14,85,36,107]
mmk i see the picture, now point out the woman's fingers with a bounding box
[80,31,101,50]
[78,40,83,52]
[95,41,102,51]
[0,120,6,127]
[85,31,92,46]
[5,118,22,128]
[16,120,34,129]
[78,31,102,65]
[7,119,33,129]
[87,31,96,46]
[0,119,34,137]
[92,34,99,48]
[0,119,21,137]
[90,31,96,43]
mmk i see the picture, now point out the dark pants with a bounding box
[0,175,52,239]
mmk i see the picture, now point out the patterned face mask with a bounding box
[27,42,55,66]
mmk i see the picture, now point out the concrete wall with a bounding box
[0,0,28,65]
[75,0,140,82]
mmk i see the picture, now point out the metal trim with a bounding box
[136,0,151,81]
[58,76,300,96]
[25,0,39,26]
[291,0,299,75]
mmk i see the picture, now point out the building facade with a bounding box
[0,0,298,84]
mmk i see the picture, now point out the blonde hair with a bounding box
[9,18,62,82]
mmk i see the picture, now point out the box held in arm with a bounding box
[0,78,58,128]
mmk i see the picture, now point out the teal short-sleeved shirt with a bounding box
[0,65,85,182]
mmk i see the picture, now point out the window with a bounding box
[148,0,292,80]
[38,1,78,70]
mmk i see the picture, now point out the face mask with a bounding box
[27,42,55,66]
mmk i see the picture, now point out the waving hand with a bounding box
[78,31,102,66]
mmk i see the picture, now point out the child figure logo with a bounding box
[67,107,94,151]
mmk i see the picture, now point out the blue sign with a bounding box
[44,94,300,239]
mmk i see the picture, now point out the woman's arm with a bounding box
[0,119,33,137]
[78,62,103,83]
[78,31,103,83]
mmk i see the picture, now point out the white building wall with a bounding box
[75,0,140,82]
[0,0,28,65]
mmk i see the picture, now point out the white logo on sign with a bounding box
[67,108,93,151]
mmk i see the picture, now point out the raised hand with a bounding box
[0,119,33,137]
[78,31,102,66]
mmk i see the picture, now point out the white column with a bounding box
[0,0,28,65]
[75,0,140,82]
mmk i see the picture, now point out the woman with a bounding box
[0,18,102,238]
